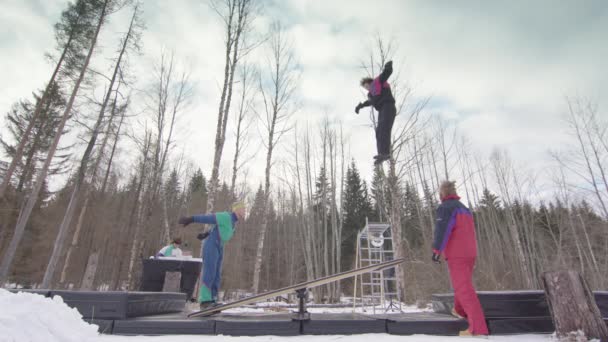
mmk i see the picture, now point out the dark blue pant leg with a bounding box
[199,239,219,302]
[212,246,224,301]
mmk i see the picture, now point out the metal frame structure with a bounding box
[353,218,402,314]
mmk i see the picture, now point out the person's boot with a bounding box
[374,154,390,165]
[451,308,465,319]
[459,329,488,338]
[199,301,216,310]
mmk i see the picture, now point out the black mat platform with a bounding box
[488,317,555,335]
[113,314,214,335]
[302,313,386,335]
[432,291,608,318]
[380,312,467,336]
[107,312,465,336]
[213,313,301,336]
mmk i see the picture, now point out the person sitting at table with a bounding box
[157,237,183,258]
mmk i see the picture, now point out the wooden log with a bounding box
[542,270,608,341]
[162,271,182,293]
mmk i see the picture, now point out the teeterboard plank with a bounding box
[189,258,404,317]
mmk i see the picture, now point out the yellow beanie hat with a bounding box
[232,202,246,211]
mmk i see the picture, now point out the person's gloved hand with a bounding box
[432,252,441,264]
[355,103,363,114]
[178,216,194,227]
[197,231,210,240]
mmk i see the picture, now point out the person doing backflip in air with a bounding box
[355,60,396,165]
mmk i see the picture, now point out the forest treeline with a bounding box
[0,0,606,303]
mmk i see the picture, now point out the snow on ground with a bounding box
[221,303,429,315]
[0,288,99,342]
[0,289,574,342]
[185,299,431,315]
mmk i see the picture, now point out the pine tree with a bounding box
[402,181,424,247]
[479,188,501,210]
[314,166,331,214]
[187,168,207,212]
[0,82,69,196]
[246,185,268,228]
[370,166,387,220]
[188,168,206,194]
[341,161,374,270]
[164,168,181,211]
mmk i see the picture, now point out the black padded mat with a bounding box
[432,291,608,318]
[213,313,301,336]
[302,313,386,335]
[51,290,128,319]
[380,312,467,336]
[113,319,214,335]
[48,290,185,319]
[126,291,185,317]
[433,291,548,318]
[488,317,554,335]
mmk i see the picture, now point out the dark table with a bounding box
[140,258,202,300]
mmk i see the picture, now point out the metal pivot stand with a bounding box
[385,295,401,313]
[293,288,310,321]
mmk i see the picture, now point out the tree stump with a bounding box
[80,252,99,290]
[542,270,608,341]
[162,271,182,293]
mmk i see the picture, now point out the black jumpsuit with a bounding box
[359,61,396,156]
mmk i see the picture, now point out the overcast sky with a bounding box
[1,0,607,197]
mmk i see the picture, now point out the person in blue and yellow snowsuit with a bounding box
[179,202,246,309]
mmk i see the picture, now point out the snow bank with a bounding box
[0,288,99,342]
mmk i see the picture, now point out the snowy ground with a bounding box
[185,300,430,315]
[0,289,566,342]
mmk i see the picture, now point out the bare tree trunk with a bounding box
[60,86,123,284]
[42,4,136,288]
[0,0,109,285]
[126,132,153,289]
[207,0,253,212]
[101,99,127,193]
[230,64,254,195]
[252,22,297,293]
[567,98,608,219]
[387,161,407,302]
[80,252,100,290]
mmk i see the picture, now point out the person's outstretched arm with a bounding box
[378,60,393,83]
[192,214,217,225]
[355,100,372,114]
[178,213,217,226]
